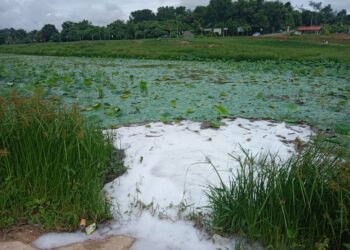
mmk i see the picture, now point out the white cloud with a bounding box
[179,0,209,9]
[0,0,349,31]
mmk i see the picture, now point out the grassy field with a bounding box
[0,35,350,62]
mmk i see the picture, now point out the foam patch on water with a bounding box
[33,118,312,250]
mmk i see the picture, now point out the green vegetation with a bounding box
[207,144,350,249]
[1,36,350,62]
[0,20,349,246]
[1,54,349,130]
[1,0,349,44]
[0,96,125,230]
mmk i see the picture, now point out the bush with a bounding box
[207,144,350,249]
[0,96,124,230]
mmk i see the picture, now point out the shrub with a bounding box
[207,144,350,249]
[0,95,124,230]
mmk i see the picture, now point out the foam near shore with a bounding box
[34,118,312,250]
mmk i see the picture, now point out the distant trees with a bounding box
[157,6,177,21]
[337,9,347,25]
[309,1,322,25]
[130,9,156,23]
[0,28,31,44]
[107,20,130,39]
[38,24,59,42]
[60,20,107,41]
[1,0,350,45]
[206,0,233,24]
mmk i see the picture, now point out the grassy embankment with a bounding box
[0,96,125,230]
[208,144,350,249]
[0,35,350,62]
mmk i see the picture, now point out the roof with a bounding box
[297,26,322,31]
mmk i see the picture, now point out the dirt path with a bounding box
[0,227,134,250]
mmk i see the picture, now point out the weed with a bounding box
[0,95,125,230]
[207,143,350,249]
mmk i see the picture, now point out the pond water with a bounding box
[1,54,349,129]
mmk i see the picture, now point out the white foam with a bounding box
[33,118,312,250]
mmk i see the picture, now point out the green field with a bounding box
[1,35,350,62]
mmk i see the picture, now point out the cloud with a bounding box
[0,0,349,31]
[179,0,209,9]
[0,0,127,30]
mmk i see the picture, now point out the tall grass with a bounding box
[0,95,124,230]
[207,145,350,249]
[1,36,350,62]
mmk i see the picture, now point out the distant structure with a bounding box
[202,28,229,36]
[237,27,245,35]
[296,26,322,35]
[183,31,194,39]
[213,28,222,36]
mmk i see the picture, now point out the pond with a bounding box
[0,54,349,129]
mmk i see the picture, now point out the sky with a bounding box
[0,0,349,31]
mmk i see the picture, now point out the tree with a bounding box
[39,24,58,42]
[175,6,187,17]
[50,33,60,42]
[157,6,176,21]
[28,30,38,43]
[107,20,129,39]
[0,32,6,45]
[254,11,270,32]
[337,9,347,25]
[263,1,286,32]
[320,4,335,24]
[130,9,155,23]
[301,9,313,26]
[1,0,348,44]
[205,0,232,24]
[232,0,256,29]
[193,6,207,22]
[309,1,322,25]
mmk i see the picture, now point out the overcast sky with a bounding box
[1,0,349,31]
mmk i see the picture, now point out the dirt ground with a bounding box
[0,225,45,244]
[0,226,135,250]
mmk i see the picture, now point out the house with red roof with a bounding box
[296,26,322,35]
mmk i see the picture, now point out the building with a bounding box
[213,28,222,36]
[202,28,229,36]
[296,26,322,35]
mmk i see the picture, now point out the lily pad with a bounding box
[171,99,177,108]
[139,81,148,92]
[105,106,121,117]
[215,104,229,117]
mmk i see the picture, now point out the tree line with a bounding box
[1,0,350,44]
